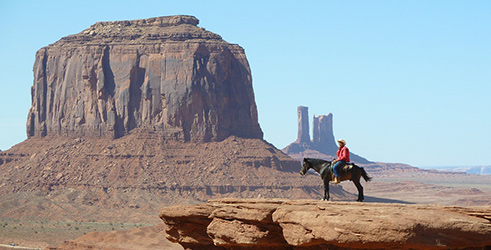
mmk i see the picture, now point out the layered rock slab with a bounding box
[27,15,262,142]
[159,198,491,249]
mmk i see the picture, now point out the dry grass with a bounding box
[0,218,153,249]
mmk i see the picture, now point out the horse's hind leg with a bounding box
[323,178,330,201]
[353,178,364,202]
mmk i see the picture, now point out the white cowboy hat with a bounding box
[337,139,346,145]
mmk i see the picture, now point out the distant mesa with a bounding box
[282,106,371,164]
[26,15,262,142]
[434,165,491,175]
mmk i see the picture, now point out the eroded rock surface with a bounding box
[27,15,262,142]
[160,198,491,249]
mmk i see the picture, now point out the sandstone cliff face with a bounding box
[160,198,491,250]
[27,15,262,142]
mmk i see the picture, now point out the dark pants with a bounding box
[333,161,346,177]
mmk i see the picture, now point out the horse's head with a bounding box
[300,158,311,176]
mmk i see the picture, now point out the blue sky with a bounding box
[0,1,490,167]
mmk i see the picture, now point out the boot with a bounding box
[333,176,340,184]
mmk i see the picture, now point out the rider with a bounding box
[332,139,350,184]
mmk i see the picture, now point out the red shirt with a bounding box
[336,146,350,162]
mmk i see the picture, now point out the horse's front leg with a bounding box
[323,178,330,201]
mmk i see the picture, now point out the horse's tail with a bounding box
[354,164,372,182]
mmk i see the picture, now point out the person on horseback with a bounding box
[332,139,350,184]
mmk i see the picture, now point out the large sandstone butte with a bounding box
[160,198,491,250]
[27,15,262,142]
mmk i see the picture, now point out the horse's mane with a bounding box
[304,158,329,165]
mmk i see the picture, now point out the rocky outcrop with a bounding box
[283,106,369,163]
[26,15,262,142]
[160,198,491,250]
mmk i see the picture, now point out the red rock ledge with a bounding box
[160,198,491,250]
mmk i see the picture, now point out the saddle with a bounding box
[331,162,354,171]
[320,162,354,177]
[329,163,354,180]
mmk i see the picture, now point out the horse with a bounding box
[300,158,372,202]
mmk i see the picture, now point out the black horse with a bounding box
[300,158,372,201]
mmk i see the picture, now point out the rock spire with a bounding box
[312,113,338,154]
[283,106,370,163]
[296,106,310,143]
[294,106,337,152]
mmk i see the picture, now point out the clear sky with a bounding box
[0,1,489,167]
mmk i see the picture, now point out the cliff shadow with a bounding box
[362,196,414,204]
[328,193,413,204]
